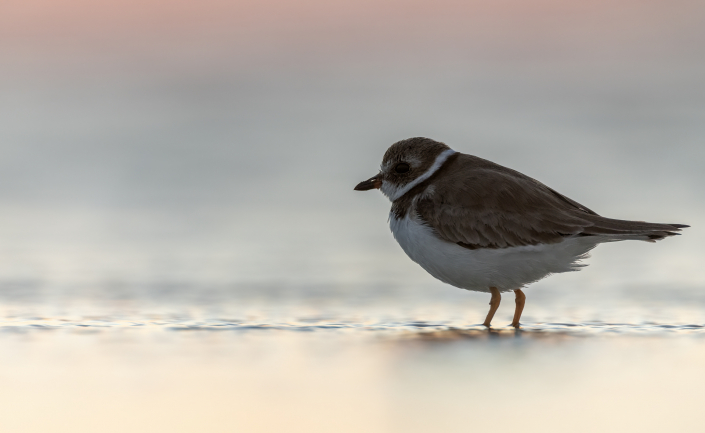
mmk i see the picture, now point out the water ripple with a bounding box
[0,317,703,336]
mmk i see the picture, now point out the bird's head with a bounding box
[354,137,455,201]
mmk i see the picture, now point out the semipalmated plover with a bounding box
[355,137,688,328]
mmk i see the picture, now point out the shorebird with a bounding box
[355,137,688,327]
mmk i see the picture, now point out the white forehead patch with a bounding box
[380,148,456,201]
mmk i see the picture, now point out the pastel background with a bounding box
[0,1,704,432]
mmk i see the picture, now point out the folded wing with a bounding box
[415,154,687,249]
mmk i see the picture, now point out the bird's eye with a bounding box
[394,163,410,174]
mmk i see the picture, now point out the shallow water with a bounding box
[3,308,705,433]
[2,282,705,433]
[2,284,705,335]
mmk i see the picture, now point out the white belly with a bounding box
[389,214,601,293]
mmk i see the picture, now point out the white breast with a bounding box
[389,214,601,293]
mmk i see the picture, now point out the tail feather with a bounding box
[579,215,688,242]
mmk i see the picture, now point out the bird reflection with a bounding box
[398,327,576,343]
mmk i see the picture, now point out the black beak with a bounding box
[354,174,382,191]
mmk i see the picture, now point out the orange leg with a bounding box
[511,289,526,328]
[482,287,501,327]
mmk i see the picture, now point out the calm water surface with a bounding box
[2,280,705,433]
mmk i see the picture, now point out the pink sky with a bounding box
[1,0,702,82]
[2,0,698,51]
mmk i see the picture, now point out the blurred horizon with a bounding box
[2,0,703,290]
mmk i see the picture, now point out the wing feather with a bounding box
[413,154,685,248]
